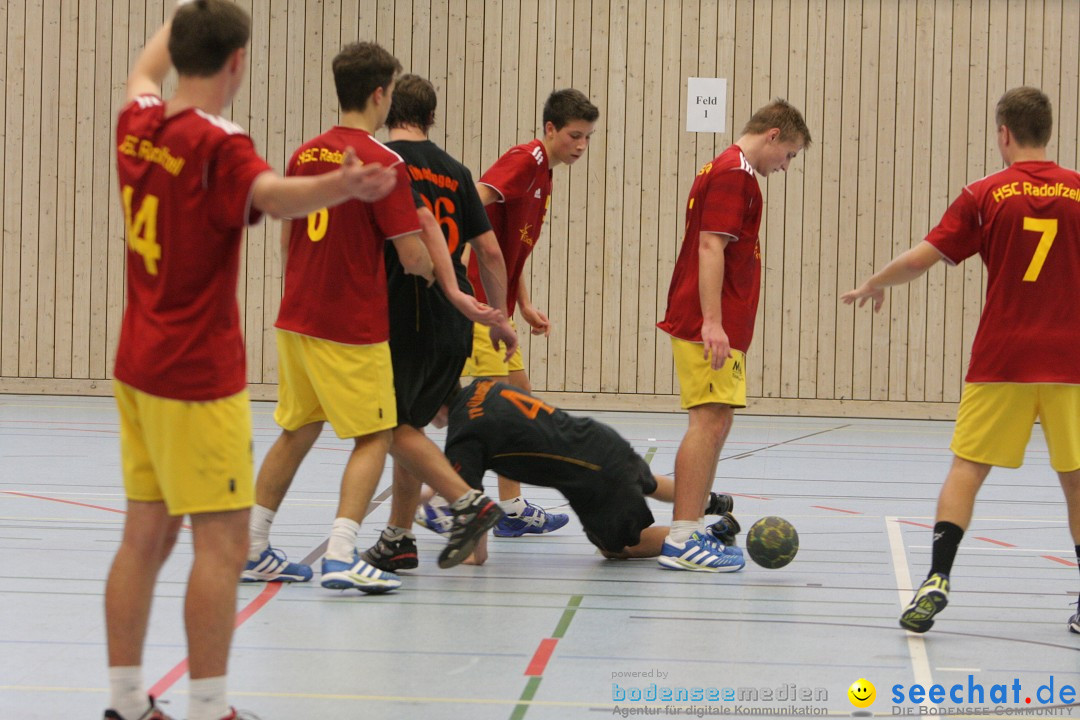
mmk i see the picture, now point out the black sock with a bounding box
[929,521,964,578]
[1075,545,1080,602]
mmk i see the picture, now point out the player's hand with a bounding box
[519,303,551,337]
[489,320,519,362]
[340,148,397,202]
[841,283,885,312]
[701,320,731,371]
[448,290,504,326]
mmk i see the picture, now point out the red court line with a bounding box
[1042,555,1079,567]
[897,520,934,529]
[2,490,127,515]
[730,492,772,500]
[974,536,1016,548]
[3,490,193,530]
[812,505,862,515]
[148,583,283,698]
[525,638,558,677]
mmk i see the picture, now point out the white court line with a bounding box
[886,516,934,692]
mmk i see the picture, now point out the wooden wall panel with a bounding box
[3,0,1078,421]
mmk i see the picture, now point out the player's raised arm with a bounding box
[842,241,944,312]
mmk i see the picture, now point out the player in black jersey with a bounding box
[362,75,524,571]
[428,378,742,566]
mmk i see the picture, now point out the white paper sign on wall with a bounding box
[686,77,727,133]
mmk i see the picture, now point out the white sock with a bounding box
[187,676,228,720]
[498,496,528,516]
[108,665,146,720]
[667,520,700,545]
[248,505,276,560]
[326,517,360,561]
[450,488,481,511]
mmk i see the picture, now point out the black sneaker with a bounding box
[705,492,734,516]
[361,532,419,571]
[438,491,505,569]
[705,512,741,546]
[1068,600,1079,634]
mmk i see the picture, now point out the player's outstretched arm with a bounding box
[417,208,503,326]
[842,240,943,312]
[251,149,397,219]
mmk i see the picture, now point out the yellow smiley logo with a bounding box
[848,678,876,708]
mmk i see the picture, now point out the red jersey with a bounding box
[657,145,763,352]
[114,95,272,401]
[925,160,1080,383]
[275,127,419,345]
[466,139,552,315]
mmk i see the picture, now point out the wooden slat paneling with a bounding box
[4,0,1076,421]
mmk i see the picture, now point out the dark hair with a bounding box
[742,98,812,148]
[386,74,437,131]
[542,89,599,130]
[168,0,251,77]
[996,87,1053,148]
[332,42,402,113]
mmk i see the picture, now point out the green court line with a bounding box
[643,446,658,464]
[508,594,585,720]
[552,594,582,638]
[508,677,543,720]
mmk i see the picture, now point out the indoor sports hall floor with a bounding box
[2,395,1078,719]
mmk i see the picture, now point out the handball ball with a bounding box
[746,516,799,569]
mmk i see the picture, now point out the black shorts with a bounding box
[579,453,656,554]
[388,279,473,428]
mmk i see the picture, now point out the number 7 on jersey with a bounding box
[1022,216,1057,282]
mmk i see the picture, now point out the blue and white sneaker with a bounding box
[415,499,454,535]
[658,531,745,572]
[493,500,570,537]
[320,551,402,594]
[241,546,313,583]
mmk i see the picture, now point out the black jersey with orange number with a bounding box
[444,379,656,550]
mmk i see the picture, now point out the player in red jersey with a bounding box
[107,4,398,720]
[844,87,1080,634]
[656,99,810,573]
[244,46,505,590]
[458,89,599,536]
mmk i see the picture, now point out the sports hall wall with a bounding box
[1,0,1077,419]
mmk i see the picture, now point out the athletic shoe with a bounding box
[438,492,505,569]
[320,551,402,593]
[705,492,734,516]
[361,532,419,572]
[900,572,950,633]
[414,499,454,535]
[1068,604,1080,634]
[657,531,745,572]
[104,696,173,719]
[493,500,570,537]
[705,512,741,547]
[241,546,313,583]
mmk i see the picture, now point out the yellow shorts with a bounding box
[461,319,524,378]
[952,382,1080,472]
[114,380,254,516]
[670,336,747,410]
[274,330,397,439]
